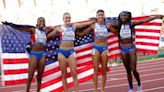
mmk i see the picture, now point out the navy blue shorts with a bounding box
[29,50,45,61]
[93,44,108,54]
[121,45,136,54]
[58,48,75,58]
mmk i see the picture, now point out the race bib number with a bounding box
[120,25,131,38]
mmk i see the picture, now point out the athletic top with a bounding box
[33,28,47,45]
[60,24,75,42]
[94,22,109,38]
[119,23,134,39]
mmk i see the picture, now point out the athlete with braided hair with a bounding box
[117,11,163,92]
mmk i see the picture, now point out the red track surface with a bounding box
[1,58,164,92]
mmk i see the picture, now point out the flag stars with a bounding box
[54,52,57,55]
[52,56,55,59]
[46,59,49,61]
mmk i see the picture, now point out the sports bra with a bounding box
[60,24,75,42]
[94,22,109,38]
[119,23,134,39]
[33,28,47,45]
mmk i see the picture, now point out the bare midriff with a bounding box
[60,41,74,50]
[119,38,134,48]
[32,45,46,51]
[94,38,108,46]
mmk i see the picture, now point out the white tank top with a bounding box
[94,23,109,38]
[60,25,75,41]
[34,28,47,45]
[119,24,132,39]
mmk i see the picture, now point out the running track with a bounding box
[1,58,164,92]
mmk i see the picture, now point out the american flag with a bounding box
[133,15,162,54]
[0,15,162,92]
[0,24,30,86]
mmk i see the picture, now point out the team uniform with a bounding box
[119,22,136,54]
[29,28,47,61]
[58,24,75,58]
[93,22,109,54]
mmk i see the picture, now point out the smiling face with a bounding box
[96,10,105,23]
[37,17,45,30]
[119,12,131,24]
[63,13,71,26]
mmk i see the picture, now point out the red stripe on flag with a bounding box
[135,29,160,33]
[108,33,118,38]
[135,35,159,40]
[4,78,34,85]
[108,47,120,51]
[4,69,28,75]
[76,54,92,60]
[132,15,152,20]
[75,46,92,53]
[108,40,119,45]
[136,42,159,46]
[77,60,93,67]
[42,67,60,77]
[3,58,29,64]
[140,22,162,26]
[137,49,157,54]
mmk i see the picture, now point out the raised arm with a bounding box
[73,18,96,30]
[76,24,94,36]
[45,27,54,35]
[107,22,118,33]
[2,21,34,33]
[132,15,164,26]
[47,26,60,38]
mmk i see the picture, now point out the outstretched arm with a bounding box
[107,22,118,33]
[73,18,96,30]
[132,15,164,26]
[45,27,54,35]
[47,26,60,38]
[2,21,34,33]
[76,24,94,36]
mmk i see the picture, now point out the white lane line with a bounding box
[108,65,164,77]
[110,58,164,69]
[79,77,164,92]
[142,86,164,92]
[110,60,164,73]
[80,70,164,85]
